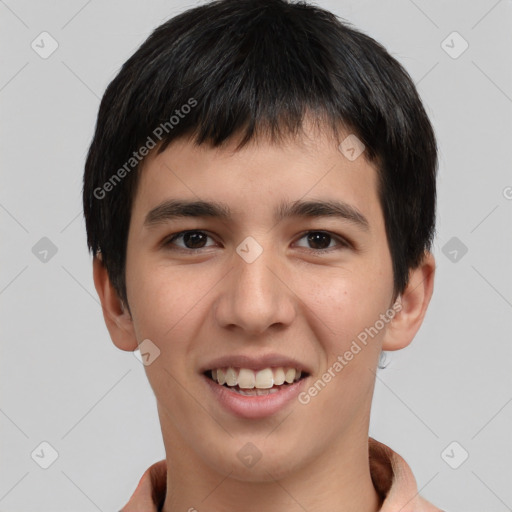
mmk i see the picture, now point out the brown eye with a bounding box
[295,231,349,252]
[183,232,208,249]
[164,231,216,250]
[306,232,332,250]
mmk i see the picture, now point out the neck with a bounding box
[160,421,382,512]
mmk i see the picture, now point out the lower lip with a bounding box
[203,374,308,419]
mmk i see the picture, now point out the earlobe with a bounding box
[92,255,139,352]
[381,251,435,351]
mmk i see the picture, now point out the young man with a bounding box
[83,0,441,510]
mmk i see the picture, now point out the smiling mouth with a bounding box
[204,367,309,396]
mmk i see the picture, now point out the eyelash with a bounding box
[162,230,351,254]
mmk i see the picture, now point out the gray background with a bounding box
[1,0,511,510]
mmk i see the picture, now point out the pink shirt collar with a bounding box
[120,437,442,512]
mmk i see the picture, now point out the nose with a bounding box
[214,240,296,336]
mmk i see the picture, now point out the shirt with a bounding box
[120,437,443,512]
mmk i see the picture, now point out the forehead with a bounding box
[131,124,383,233]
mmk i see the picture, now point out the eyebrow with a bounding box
[144,198,370,231]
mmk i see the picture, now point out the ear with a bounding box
[93,255,138,352]
[382,251,435,351]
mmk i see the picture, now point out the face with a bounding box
[123,124,396,481]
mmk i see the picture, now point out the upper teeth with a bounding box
[211,367,302,389]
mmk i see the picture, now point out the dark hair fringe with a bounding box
[83,0,437,305]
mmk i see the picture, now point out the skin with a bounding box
[94,121,435,512]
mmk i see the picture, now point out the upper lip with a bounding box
[200,354,312,375]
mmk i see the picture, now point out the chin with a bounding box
[203,441,305,483]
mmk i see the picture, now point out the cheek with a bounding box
[293,261,392,352]
[125,258,203,346]
[125,259,205,412]
[294,265,391,431]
